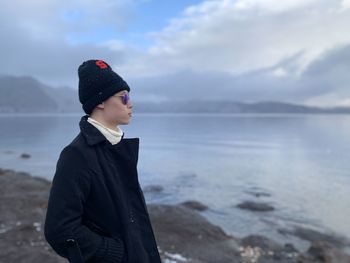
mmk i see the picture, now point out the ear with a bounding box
[96,102,105,109]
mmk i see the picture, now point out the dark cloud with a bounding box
[0,28,128,87]
[1,0,349,106]
[0,0,136,87]
[130,44,350,106]
[302,44,350,91]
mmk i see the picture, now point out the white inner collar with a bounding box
[87,117,123,145]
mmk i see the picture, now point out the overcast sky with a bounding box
[2,0,350,106]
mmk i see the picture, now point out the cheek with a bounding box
[109,103,126,116]
[106,101,121,110]
[115,104,126,113]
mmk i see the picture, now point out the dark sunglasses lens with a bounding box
[122,93,129,105]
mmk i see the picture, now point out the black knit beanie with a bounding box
[78,59,130,114]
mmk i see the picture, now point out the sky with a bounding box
[1,0,350,106]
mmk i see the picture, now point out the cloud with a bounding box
[302,44,350,106]
[0,0,140,86]
[231,0,320,13]
[341,0,350,9]
[119,0,350,106]
[121,0,350,78]
[130,43,350,107]
[1,0,139,39]
[1,0,350,107]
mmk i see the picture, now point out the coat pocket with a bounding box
[83,220,111,237]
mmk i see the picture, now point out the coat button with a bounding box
[65,239,76,247]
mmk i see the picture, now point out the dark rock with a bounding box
[237,201,275,212]
[20,153,31,159]
[1,168,242,263]
[241,235,282,250]
[148,204,241,263]
[278,227,349,248]
[239,236,303,263]
[0,169,64,262]
[143,184,164,193]
[245,190,271,198]
[308,241,333,262]
[180,200,209,211]
[239,235,302,263]
[298,241,350,263]
[2,168,350,263]
[284,243,299,253]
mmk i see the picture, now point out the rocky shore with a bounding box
[0,168,349,263]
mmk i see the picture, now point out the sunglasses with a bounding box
[113,92,130,105]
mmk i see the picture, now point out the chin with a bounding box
[121,120,130,125]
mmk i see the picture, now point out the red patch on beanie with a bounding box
[95,60,108,69]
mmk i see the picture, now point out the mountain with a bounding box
[134,100,350,114]
[0,76,59,113]
[0,75,81,113]
[1,75,350,114]
[43,86,81,113]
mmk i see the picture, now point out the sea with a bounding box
[0,113,349,251]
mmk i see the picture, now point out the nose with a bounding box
[127,99,133,109]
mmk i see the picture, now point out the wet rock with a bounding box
[298,241,350,263]
[2,168,350,263]
[284,243,299,253]
[239,245,264,263]
[241,235,282,251]
[245,190,271,198]
[20,153,31,159]
[237,201,275,212]
[180,200,209,211]
[0,168,7,175]
[240,236,302,263]
[143,184,164,193]
[1,168,242,263]
[0,169,64,262]
[148,204,241,263]
[278,227,349,248]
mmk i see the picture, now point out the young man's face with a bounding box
[101,90,133,125]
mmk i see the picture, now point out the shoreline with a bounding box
[0,168,349,263]
[1,112,350,117]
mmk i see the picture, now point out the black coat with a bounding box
[44,115,162,263]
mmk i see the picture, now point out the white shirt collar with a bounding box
[87,117,124,145]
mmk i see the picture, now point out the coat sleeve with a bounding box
[44,146,125,262]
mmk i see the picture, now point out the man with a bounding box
[44,59,162,263]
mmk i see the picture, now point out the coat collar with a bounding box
[79,115,125,146]
[80,114,140,168]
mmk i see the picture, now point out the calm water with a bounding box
[0,113,349,250]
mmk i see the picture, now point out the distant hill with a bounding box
[42,85,81,113]
[0,75,81,113]
[134,100,350,114]
[0,76,59,113]
[1,75,350,114]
